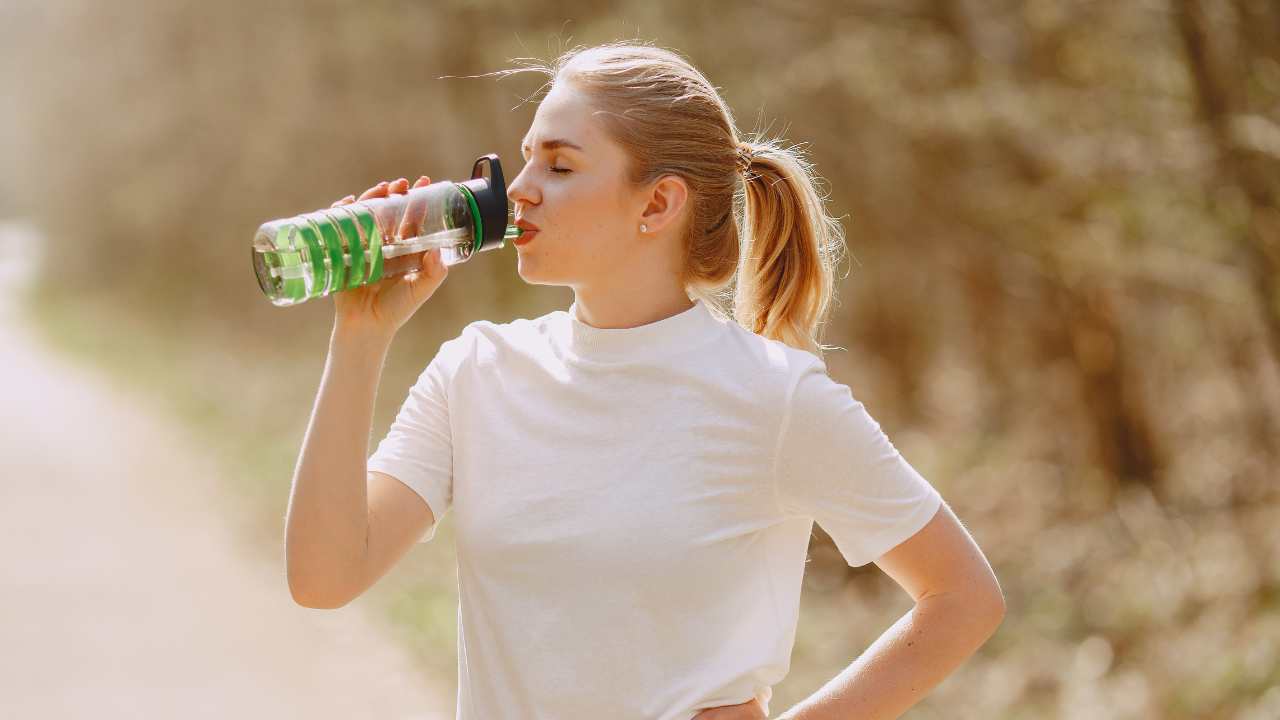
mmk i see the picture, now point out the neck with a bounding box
[571,287,696,330]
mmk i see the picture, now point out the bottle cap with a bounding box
[459,154,510,253]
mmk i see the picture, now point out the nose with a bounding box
[506,161,539,211]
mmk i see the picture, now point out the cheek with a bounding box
[546,184,621,238]
[577,183,629,234]
[555,179,609,216]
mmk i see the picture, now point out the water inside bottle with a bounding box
[261,228,467,280]
[253,208,472,304]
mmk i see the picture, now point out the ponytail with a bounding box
[726,138,847,357]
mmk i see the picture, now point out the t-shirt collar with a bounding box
[561,298,718,363]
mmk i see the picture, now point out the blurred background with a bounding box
[2,1,1278,718]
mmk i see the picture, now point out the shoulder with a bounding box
[420,311,561,391]
[779,351,881,439]
[713,316,826,382]
[448,308,566,366]
[698,315,832,415]
[738,333,850,420]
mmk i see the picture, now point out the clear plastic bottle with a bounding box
[252,153,522,306]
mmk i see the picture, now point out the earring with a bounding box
[640,224,648,232]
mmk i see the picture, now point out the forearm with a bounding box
[284,324,393,605]
[777,594,1005,720]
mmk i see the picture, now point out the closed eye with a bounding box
[518,159,572,175]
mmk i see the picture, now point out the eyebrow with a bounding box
[521,138,585,155]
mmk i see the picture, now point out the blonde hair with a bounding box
[484,40,847,356]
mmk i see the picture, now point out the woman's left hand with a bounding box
[691,696,768,719]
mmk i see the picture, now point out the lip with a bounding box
[513,218,540,246]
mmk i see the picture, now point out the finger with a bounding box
[427,248,447,278]
[404,250,437,284]
[398,182,430,239]
[408,250,447,301]
[381,253,421,277]
[358,181,389,201]
[412,175,431,188]
[331,194,356,207]
[387,177,409,195]
[356,181,398,235]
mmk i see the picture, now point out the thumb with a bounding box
[406,249,447,301]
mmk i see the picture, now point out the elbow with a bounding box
[968,567,1007,630]
[285,541,362,609]
[987,595,1007,633]
[287,566,356,609]
[923,584,1006,635]
[978,575,1007,617]
[289,579,353,610]
[976,586,1007,634]
[989,574,1008,618]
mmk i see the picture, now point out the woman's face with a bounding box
[506,82,651,290]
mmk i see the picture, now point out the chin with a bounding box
[515,255,565,286]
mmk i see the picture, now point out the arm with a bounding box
[284,324,387,607]
[285,176,448,609]
[284,324,440,609]
[776,502,1006,720]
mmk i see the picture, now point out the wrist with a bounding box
[329,322,394,359]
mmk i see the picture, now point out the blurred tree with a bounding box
[6,2,1280,715]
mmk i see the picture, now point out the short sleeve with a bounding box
[367,335,465,543]
[774,358,943,567]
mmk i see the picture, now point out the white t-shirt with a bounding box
[367,298,942,720]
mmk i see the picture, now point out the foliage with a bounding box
[5,1,1278,717]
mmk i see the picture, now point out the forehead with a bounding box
[520,84,597,150]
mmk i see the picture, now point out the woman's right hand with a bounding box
[329,176,449,340]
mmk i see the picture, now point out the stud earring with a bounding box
[640,224,648,232]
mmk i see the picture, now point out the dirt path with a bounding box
[0,221,452,718]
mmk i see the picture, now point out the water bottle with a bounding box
[252,153,522,306]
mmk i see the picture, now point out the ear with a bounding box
[638,174,690,235]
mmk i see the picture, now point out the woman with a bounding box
[285,42,1005,720]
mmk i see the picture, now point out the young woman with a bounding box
[285,42,1005,720]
